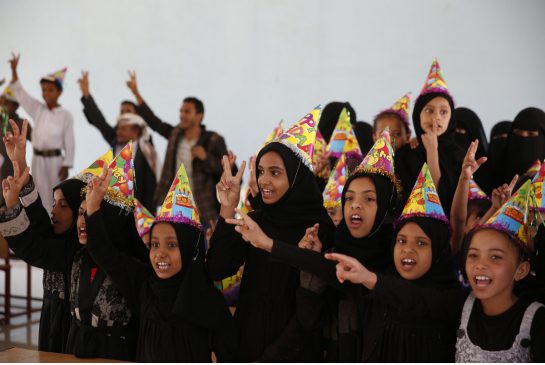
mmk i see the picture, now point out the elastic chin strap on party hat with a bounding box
[192,231,202,261]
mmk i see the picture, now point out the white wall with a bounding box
[1,0,544,178]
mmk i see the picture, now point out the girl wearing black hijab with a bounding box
[479,120,512,194]
[85,165,236,362]
[325,164,465,362]
[395,59,466,217]
[207,109,335,362]
[454,107,488,159]
[318,102,357,143]
[500,107,545,185]
[0,143,148,360]
[229,129,399,361]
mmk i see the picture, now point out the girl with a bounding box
[372,92,412,151]
[395,58,465,217]
[456,180,545,362]
[0,140,147,360]
[85,164,236,362]
[227,129,399,361]
[453,107,489,159]
[207,108,335,362]
[479,120,512,194]
[325,163,465,362]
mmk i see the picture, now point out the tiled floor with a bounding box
[0,259,44,350]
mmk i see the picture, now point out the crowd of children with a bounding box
[0,56,544,362]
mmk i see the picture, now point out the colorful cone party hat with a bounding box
[530,160,545,212]
[468,179,489,201]
[526,159,541,178]
[274,105,321,170]
[74,149,114,183]
[41,67,67,90]
[155,163,201,229]
[323,154,347,209]
[352,127,401,193]
[313,129,329,178]
[134,199,155,238]
[326,107,362,159]
[104,142,136,212]
[256,120,284,156]
[482,179,533,247]
[1,85,17,103]
[399,163,448,224]
[419,58,450,97]
[378,92,412,132]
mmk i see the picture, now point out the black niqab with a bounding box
[454,107,488,158]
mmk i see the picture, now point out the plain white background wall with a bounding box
[1,0,544,177]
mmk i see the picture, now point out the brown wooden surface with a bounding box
[0,347,128,363]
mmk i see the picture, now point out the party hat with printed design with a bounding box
[419,58,450,97]
[353,127,401,193]
[378,92,412,133]
[526,159,541,178]
[530,160,545,212]
[326,107,362,159]
[104,142,136,212]
[482,179,533,247]
[323,154,347,209]
[256,120,284,156]
[468,179,489,201]
[399,163,448,224]
[74,148,114,183]
[134,199,155,238]
[274,105,321,170]
[313,129,329,178]
[41,67,67,90]
[156,163,201,228]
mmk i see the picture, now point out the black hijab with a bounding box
[52,178,86,241]
[333,172,397,272]
[317,102,357,143]
[488,121,511,160]
[254,142,333,229]
[502,107,545,183]
[352,121,374,155]
[391,216,458,289]
[454,107,488,158]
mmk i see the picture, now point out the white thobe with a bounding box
[11,81,75,213]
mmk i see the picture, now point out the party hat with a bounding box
[41,67,67,90]
[482,179,533,247]
[398,163,448,224]
[1,85,17,103]
[419,58,450,97]
[104,142,136,212]
[274,105,321,170]
[326,107,362,159]
[530,160,545,212]
[323,154,347,209]
[468,179,489,201]
[313,129,329,178]
[352,127,401,193]
[156,163,201,229]
[377,92,412,133]
[74,148,114,183]
[134,199,155,238]
[256,120,284,156]
[526,159,541,178]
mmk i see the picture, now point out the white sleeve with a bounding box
[10,80,43,121]
[62,111,75,167]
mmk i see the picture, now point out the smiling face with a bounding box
[76,200,87,245]
[51,189,73,235]
[257,150,290,205]
[419,96,451,136]
[149,223,183,279]
[465,229,530,307]
[393,222,433,280]
[343,177,377,238]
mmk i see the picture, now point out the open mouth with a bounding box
[261,189,273,198]
[474,275,492,288]
[78,226,87,240]
[156,262,170,272]
[400,258,417,270]
[349,214,362,226]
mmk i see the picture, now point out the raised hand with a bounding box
[3,119,29,171]
[218,155,246,217]
[491,174,519,210]
[248,156,258,197]
[225,208,273,252]
[461,140,487,180]
[2,161,30,209]
[78,71,90,97]
[298,223,322,252]
[126,70,138,95]
[9,52,19,83]
[421,122,439,153]
[86,166,112,215]
[324,252,377,288]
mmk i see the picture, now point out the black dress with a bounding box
[207,142,335,362]
[85,210,237,362]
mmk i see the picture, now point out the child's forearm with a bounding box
[451,175,470,253]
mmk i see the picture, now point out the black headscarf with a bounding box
[333,172,397,272]
[488,121,511,160]
[395,92,465,216]
[502,107,545,183]
[52,179,86,241]
[352,121,374,155]
[254,142,333,229]
[454,107,488,158]
[391,216,458,289]
[317,102,357,143]
[478,121,512,194]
